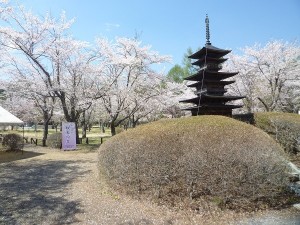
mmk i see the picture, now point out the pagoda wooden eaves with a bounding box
[185,70,238,81]
[189,45,231,59]
[180,95,245,104]
[192,57,227,67]
[187,80,235,88]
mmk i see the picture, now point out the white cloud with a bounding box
[105,23,120,31]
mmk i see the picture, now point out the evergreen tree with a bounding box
[167,47,197,83]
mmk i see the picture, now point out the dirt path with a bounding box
[0,146,299,225]
[0,147,198,225]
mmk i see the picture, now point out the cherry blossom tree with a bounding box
[123,80,170,127]
[0,5,104,143]
[163,81,195,118]
[225,53,260,112]
[1,92,39,130]
[94,37,170,135]
[227,40,300,112]
[0,6,70,141]
[0,0,11,19]
[2,55,57,143]
[50,38,104,142]
[115,79,195,127]
[80,104,98,138]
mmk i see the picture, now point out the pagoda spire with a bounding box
[205,14,211,45]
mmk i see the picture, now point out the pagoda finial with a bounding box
[205,14,211,45]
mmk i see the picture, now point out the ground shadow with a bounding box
[0,150,44,164]
[0,158,91,224]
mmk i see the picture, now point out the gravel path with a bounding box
[0,147,201,225]
[0,146,299,225]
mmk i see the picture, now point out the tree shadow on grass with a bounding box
[0,150,44,164]
[0,158,91,224]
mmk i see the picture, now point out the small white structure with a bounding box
[0,106,23,127]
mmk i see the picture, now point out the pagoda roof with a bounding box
[192,56,227,66]
[185,69,238,81]
[182,104,243,111]
[180,95,245,104]
[189,44,231,59]
[187,80,235,87]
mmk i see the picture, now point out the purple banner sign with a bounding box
[62,122,76,150]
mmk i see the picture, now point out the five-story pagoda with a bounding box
[180,15,244,116]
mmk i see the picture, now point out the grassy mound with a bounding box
[254,112,300,154]
[99,116,290,210]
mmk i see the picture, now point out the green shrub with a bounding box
[254,112,300,154]
[47,132,62,148]
[99,116,289,210]
[2,133,23,151]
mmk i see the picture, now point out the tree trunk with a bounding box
[82,125,87,139]
[75,122,80,144]
[82,111,87,139]
[111,121,116,136]
[132,120,138,128]
[132,114,136,128]
[132,114,140,128]
[258,97,270,112]
[42,107,52,147]
[42,121,49,147]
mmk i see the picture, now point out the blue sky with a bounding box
[11,0,300,71]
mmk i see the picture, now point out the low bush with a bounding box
[254,112,300,154]
[2,133,23,151]
[99,116,290,210]
[47,132,62,148]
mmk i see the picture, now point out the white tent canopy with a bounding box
[0,106,23,125]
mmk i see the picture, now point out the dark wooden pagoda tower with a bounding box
[180,15,244,116]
